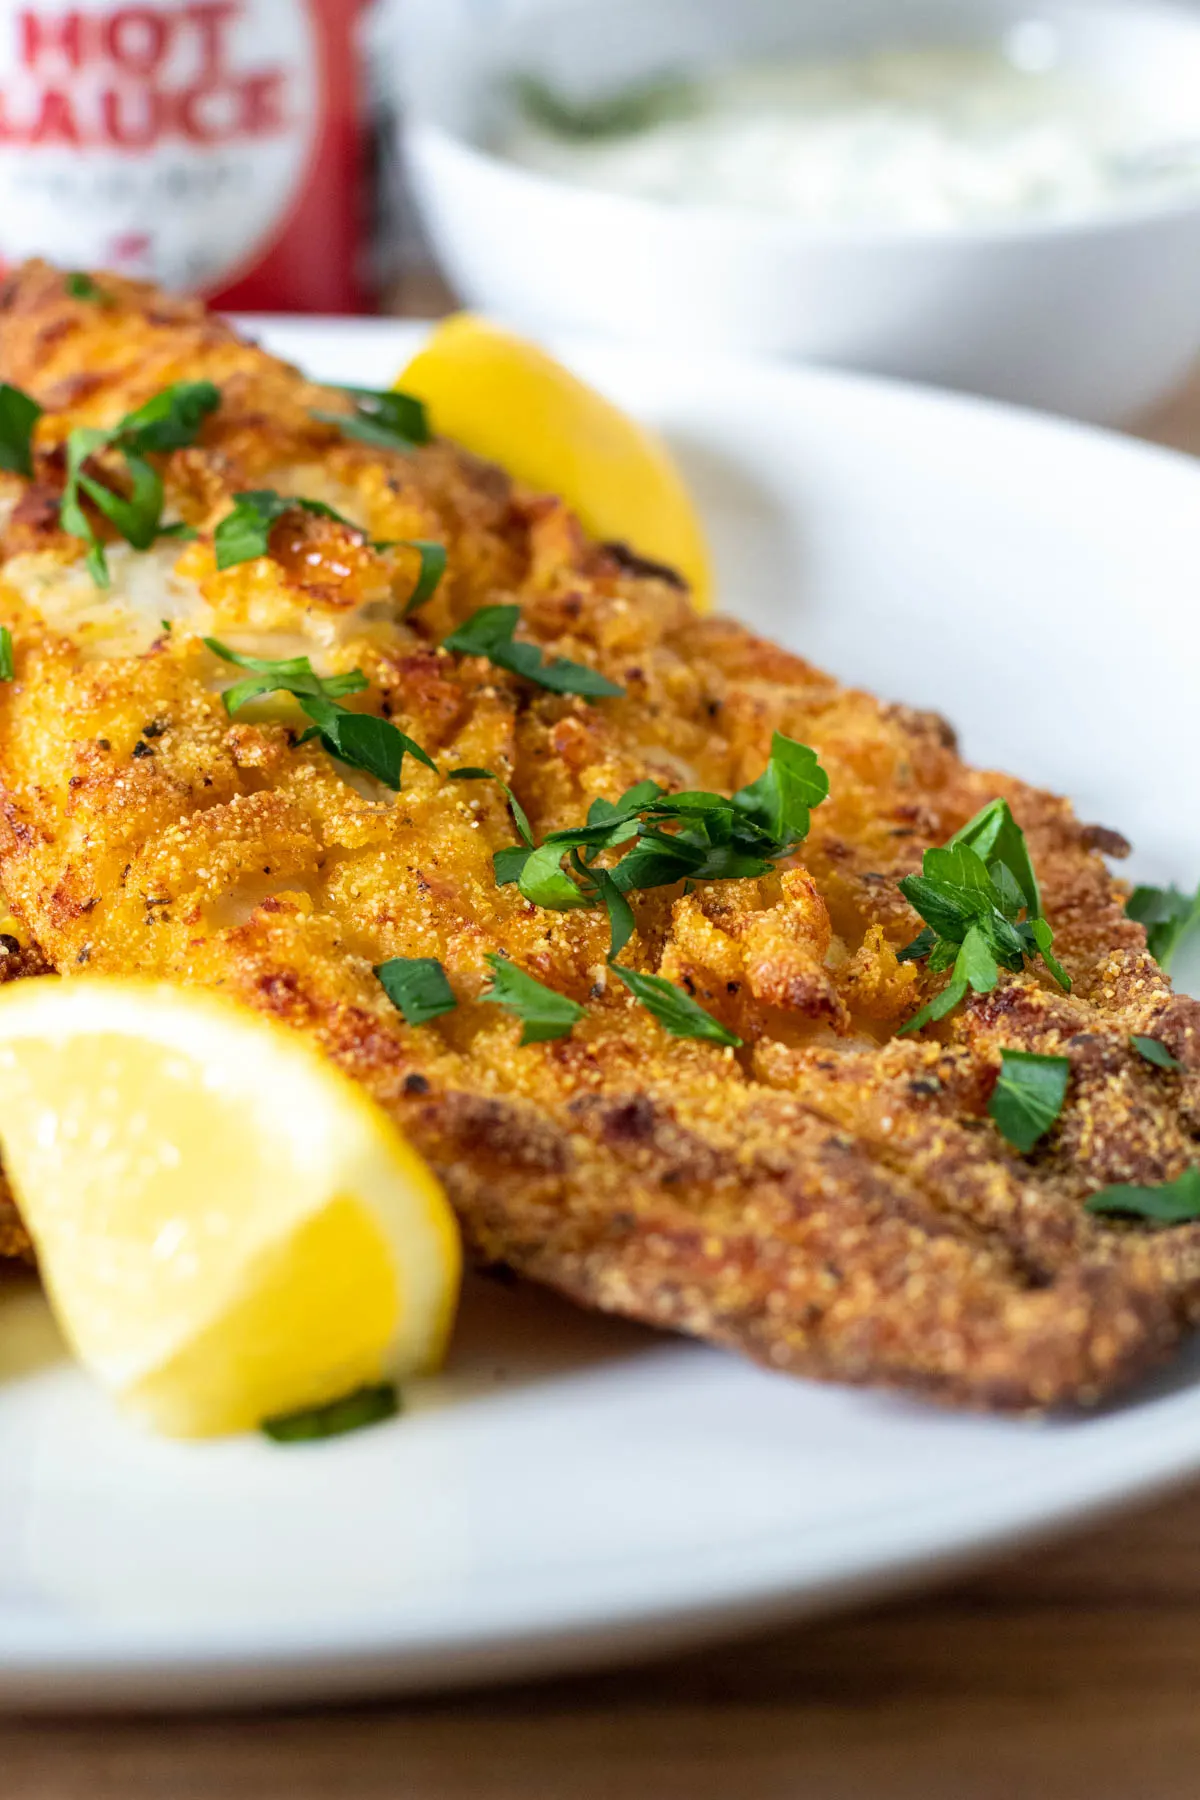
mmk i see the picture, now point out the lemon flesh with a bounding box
[0,980,460,1437]
[400,314,713,609]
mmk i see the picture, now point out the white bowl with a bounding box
[397,0,1200,422]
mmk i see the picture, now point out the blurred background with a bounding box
[4,0,1200,420]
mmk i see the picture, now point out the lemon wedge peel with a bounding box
[399,313,713,610]
[0,980,460,1437]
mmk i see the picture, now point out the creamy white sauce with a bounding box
[502,47,1200,229]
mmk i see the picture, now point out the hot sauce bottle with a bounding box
[0,0,373,310]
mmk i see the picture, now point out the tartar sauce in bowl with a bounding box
[502,45,1200,230]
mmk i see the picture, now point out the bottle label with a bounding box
[0,1,321,295]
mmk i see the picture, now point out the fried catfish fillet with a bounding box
[0,261,1197,1409]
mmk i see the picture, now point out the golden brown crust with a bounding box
[0,260,1196,1407]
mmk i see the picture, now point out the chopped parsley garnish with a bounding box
[443,604,624,699]
[482,953,585,1043]
[492,732,828,914]
[896,799,1070,1036]
[312,385,431,453]
[117,383,222,453]
[1131,1034,1182,1072]
[1085,1168,1200,1225]
[202,639,367,714]
[593,866,635,960]
[65,271,106,302]
[516,72,696,140]
[988,1049,1070,1154]
[401,539,447,615]
[610,964,741,1047]
[462,734,824,1042]
[0,382,43,478]
[60,381,219,585]
[212,489,446,612]
[447,767,536,849]
[262,1382,399,1443]
[205,638,435,791]
[0,627,13,682]
[298,698,436,790]
[1127,881,1200,972]
[375,956,457,1027]
[213,489,365,570]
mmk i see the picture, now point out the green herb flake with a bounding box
[896,799,1070,1036]
[516,72,696,140]
[443,604,623,699]
[297,696,436,790]
[205,639,434,792]
[730,732,830,845]
[1085,1167,1200,1225]
[262,1381,399,1444]
[213,489,369,571]
[1131,1034,1182,1072]
[988,1049,1070,1154]
[593,866,635,961]
[0,383,43,479]
[1127,882,1200,972]
[65,271,106,302]
[203,638,368,716]
[312,385,431,453]
[485,733,829,922]
[117,381,221,454]
[448,767,535,848]
[399,538,447,615]
[0,625,13,682]
[482,953,585,1044]
[610,964,741,1047]
[375,957,457,1027]
[60,381,219,584]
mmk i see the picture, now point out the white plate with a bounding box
[1,320,1199,1711]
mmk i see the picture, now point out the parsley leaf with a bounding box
[78,448,163,550]
[1127,882,1200,971]
[482,953,585,1043]
[897,800,1070,1036]
[262,1382,399,1443]
[0,383,42,478]
[491,733,829,917]
[205,639,435,790]
[118,381,221,454]
[60,382,219,585]
[400,538,447,615]
[447,766,535,848]
[1085,1168,1200,1225]
[610,964,741,1047]
[65,270,105,302]
[203,638,368,715]
[312,386,430,453]
[729,734,830,845]
[0,625,13,682]
[214,489,366,570]
[988,1049,1070,1153]
[1131,1034,1182,1072]
[593,866,635,960]
[297,695,436,789]
[375,957,457,1026]
[952,796,1043,919]
[443,604,623,699]
[516,72,696,140]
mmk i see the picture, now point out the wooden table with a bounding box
[5,325,1200,1800]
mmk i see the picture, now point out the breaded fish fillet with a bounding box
[0,260,1197,1409]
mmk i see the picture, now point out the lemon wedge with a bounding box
[400,313,713,608]
[0,980,460,1437]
